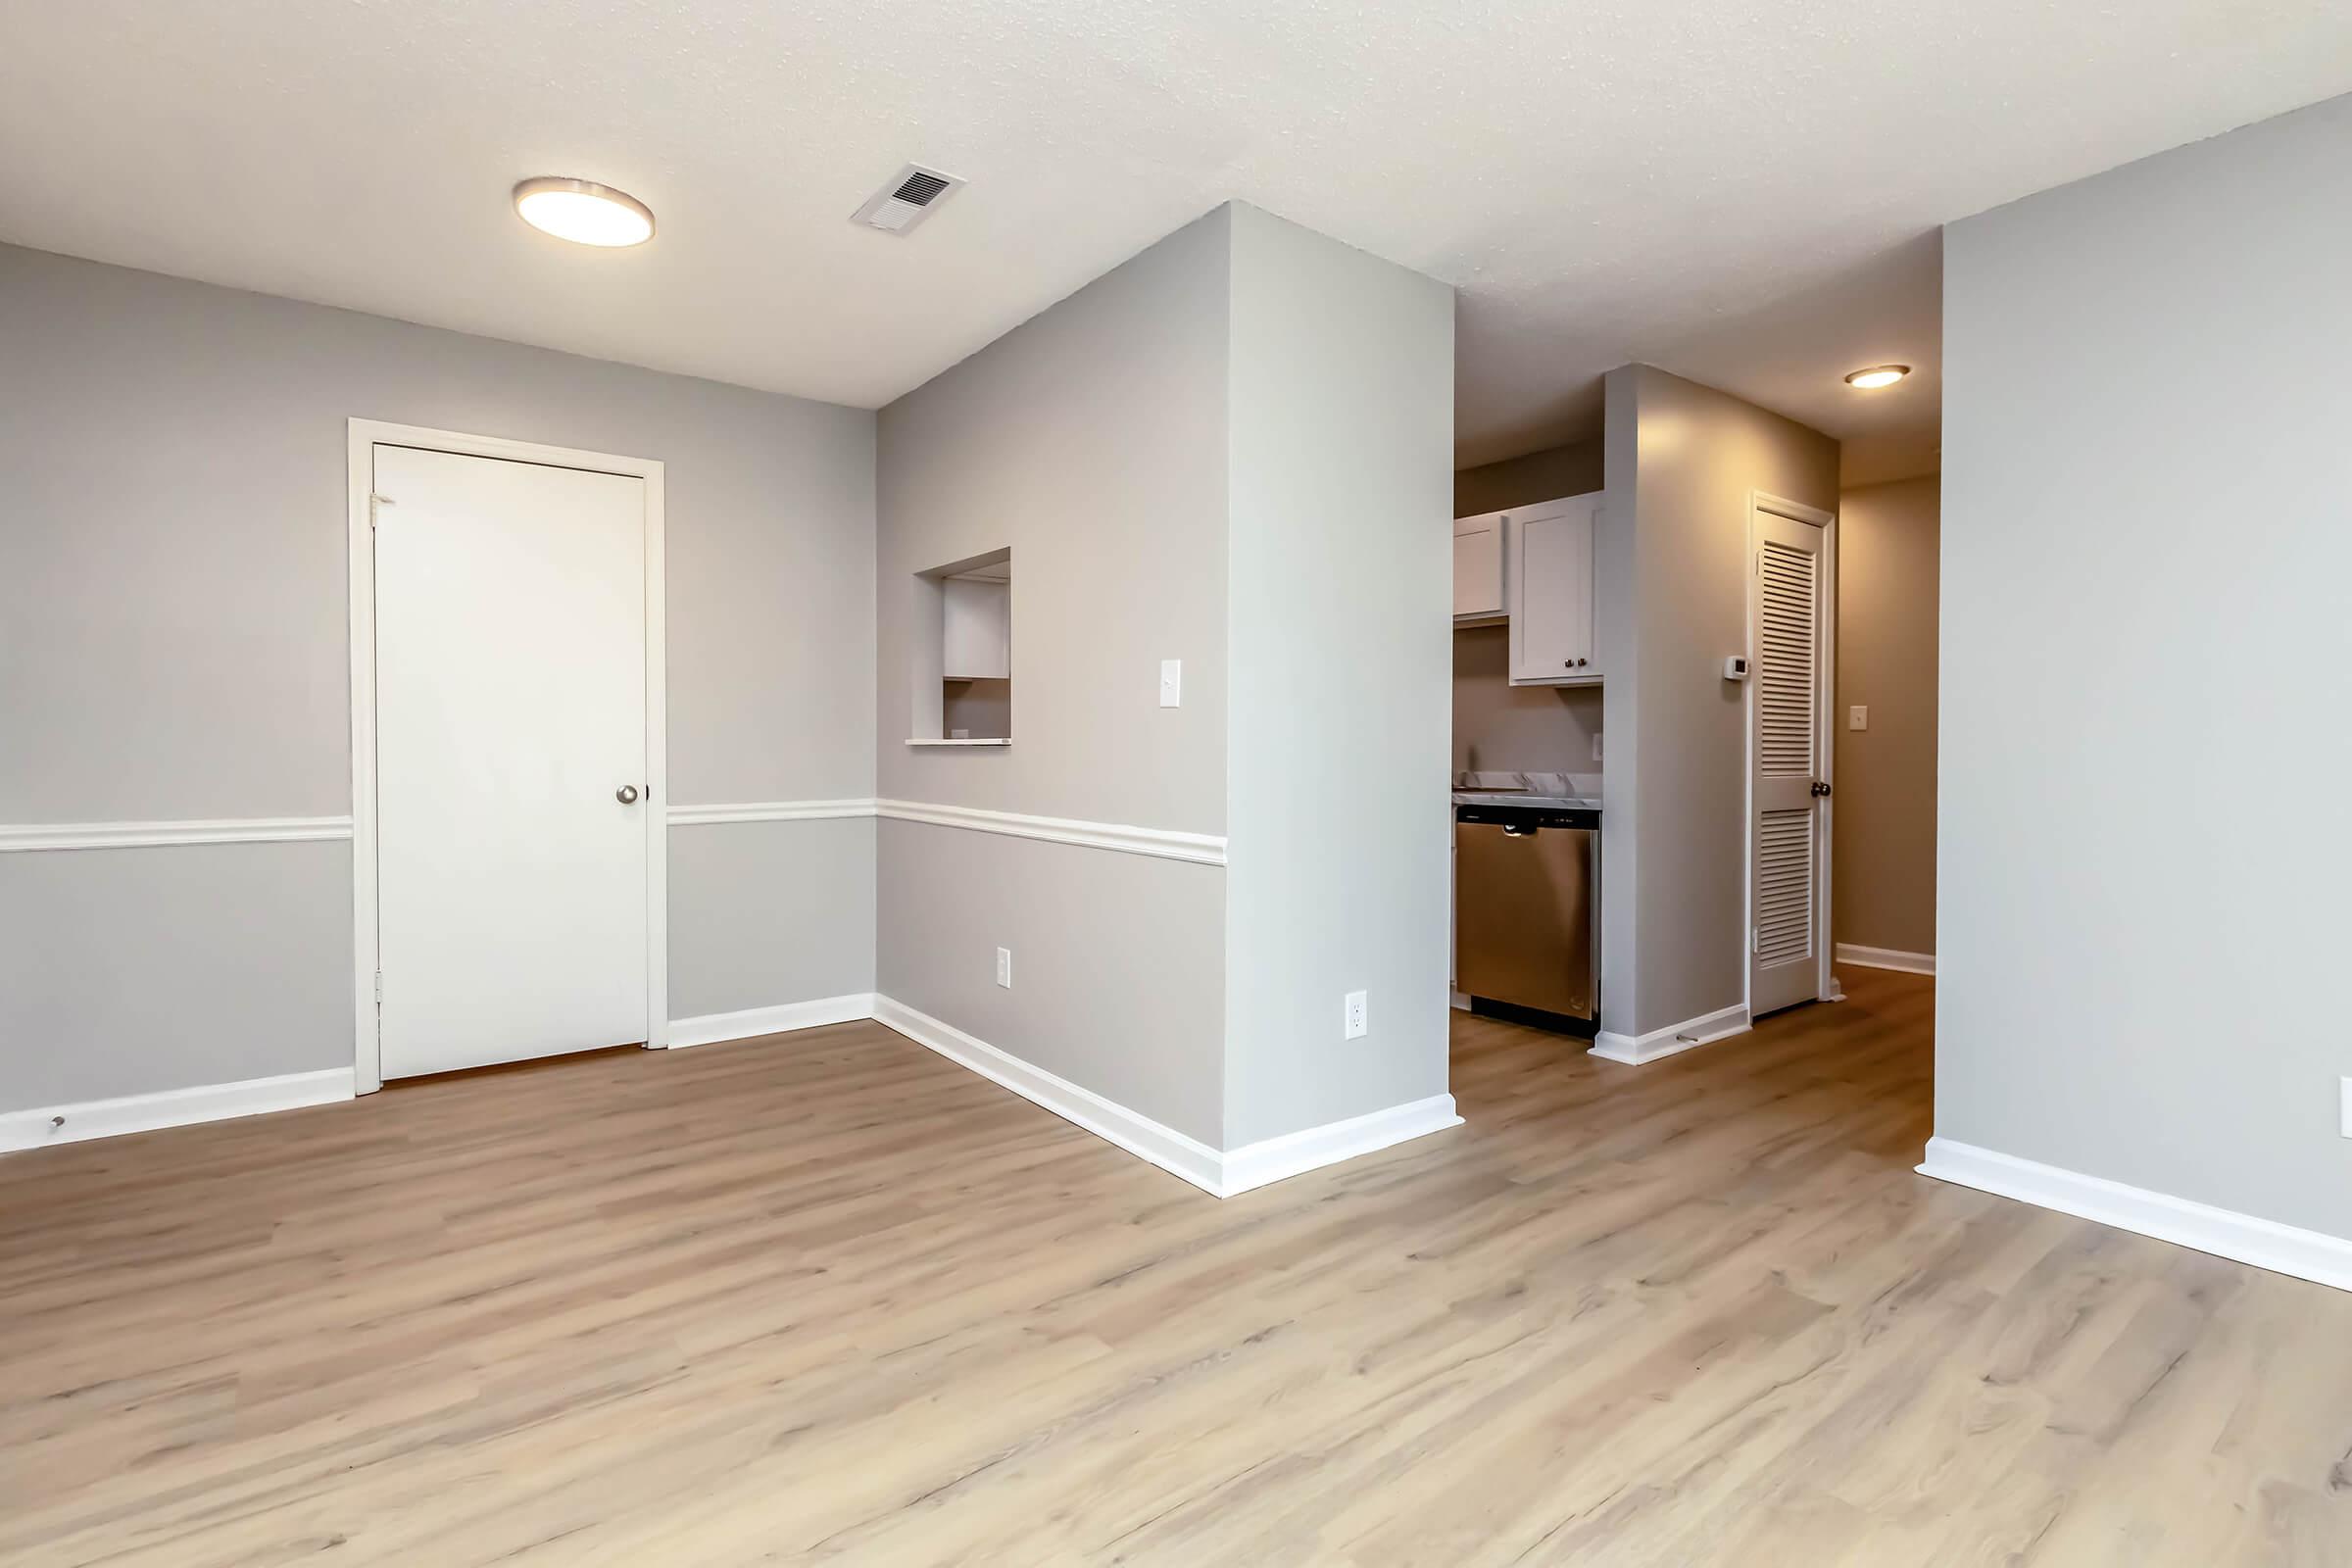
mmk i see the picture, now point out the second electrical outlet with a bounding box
[1344,990,1368,1040]
[996,947,1012,988]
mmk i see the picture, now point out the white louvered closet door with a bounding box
[1750,505,1831,1017]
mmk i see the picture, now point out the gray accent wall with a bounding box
[0,843,349,1106]
[874,209,1232,832]
[1,243,877,1109]
[874,203,1455,1153]
[1222,205,1455,1148]
[1597,371,1643,1039]
[873,208,1234,1147]
[1938,95,2352,1239]
[1606,365,1839,1037]
[667,819,877,1018]
[878,824,1229,1144]
[7,203,1454,1159]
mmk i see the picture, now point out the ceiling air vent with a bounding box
[852,164,964,235]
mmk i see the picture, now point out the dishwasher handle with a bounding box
[1500,824,1537,837]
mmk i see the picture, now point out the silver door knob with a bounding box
[616,785,640,805]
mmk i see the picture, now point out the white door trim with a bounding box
[347,418,668,1094]
[1743,490,1838,1018]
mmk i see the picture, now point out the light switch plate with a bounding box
[1592,733,1604,762]
[1344,990,1368,1040]
[1848,705,1869,731]
[1159,659,1182,708]
[2340,1077,2351,1138]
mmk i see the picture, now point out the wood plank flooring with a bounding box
[5,967,2350,1565]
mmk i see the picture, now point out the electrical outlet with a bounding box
[2340,1077,2351,1138]
[1592,732,1604,763]
[1848,705,1869,731]
[996,948,1012,989]
[1344,990,1368,1040]
[1159,659,1182,708]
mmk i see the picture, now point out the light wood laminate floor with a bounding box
[5,968,2350,1565]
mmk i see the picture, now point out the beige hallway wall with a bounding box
[1834,475,1939,958]
[1452,436,1603,517]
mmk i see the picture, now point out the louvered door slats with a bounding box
[1751,514,1825,1011]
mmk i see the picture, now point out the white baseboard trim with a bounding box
[665,993,878,1049]
[1,1067,357,1153]
[1918,1137,2352,1295]
[1219,1095,1462,1198]
[871,996,1459,1198]
[1836,943,1936,976]
[873,995,1227,1193]
[1590,1003,1751,1065]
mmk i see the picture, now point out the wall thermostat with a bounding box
[1723,656,1750,681]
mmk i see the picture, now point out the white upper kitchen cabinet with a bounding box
[1508,494,1600,686]
[942,575,1010,680]
[1452,510,1504,621]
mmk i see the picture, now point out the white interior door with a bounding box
[372,444,650,1078]
[1749,504,1831,1017]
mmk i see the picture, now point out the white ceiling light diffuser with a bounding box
[1843,364,1911,389]
[513,177,655,247]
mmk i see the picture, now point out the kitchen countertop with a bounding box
[1452,792,1601,811]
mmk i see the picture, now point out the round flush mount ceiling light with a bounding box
[512,177,655,247]
[1843,364,1911,390]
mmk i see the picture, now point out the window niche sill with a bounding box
[905,737,1012,747]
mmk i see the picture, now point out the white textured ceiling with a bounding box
[4,3,2349,477]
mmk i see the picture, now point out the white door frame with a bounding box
[346,418,667,1093]
[1742,489,1838,1016]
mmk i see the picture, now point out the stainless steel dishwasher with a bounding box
[1454,801,1599,1035]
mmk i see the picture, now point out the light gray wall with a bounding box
[1597,370,1642,1036]
[668,819,877,1017]
[1834,475,1939,958]
[1938,95,2352,1238]
[0,243,876,1107]
[878,824,1228,1142]
[1615,365,1840,1036]
[874,209,1231,830]
[873,208,1232,1146]
[1453,437,1605,518]
[1221,205,1455,1148]
[0,844,348,1105]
